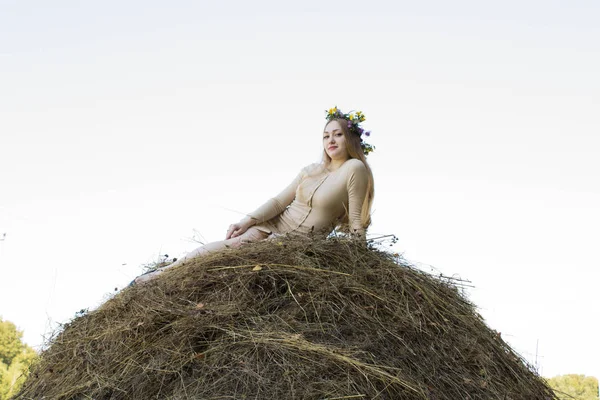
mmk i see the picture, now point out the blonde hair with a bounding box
[322,119,375,230]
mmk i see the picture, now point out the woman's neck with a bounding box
[328,157,349,172]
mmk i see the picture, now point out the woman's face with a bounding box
[323,120,350,161]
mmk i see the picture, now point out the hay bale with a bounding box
[16,237,556,399]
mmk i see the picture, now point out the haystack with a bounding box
[16,236,555,399]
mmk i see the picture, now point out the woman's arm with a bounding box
[345,159,369,238]
[226,167,305,239]
[247,168,304,223]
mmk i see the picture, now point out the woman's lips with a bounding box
[328,146,337,151]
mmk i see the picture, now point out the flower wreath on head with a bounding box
[325,106,374,156]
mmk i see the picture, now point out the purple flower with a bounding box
[358,127,364,134]
[347,121,352,128]
[365,131,371,137]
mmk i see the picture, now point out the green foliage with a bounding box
[0,318,38,400]
[547,374,599,400]
[0,362,7,400]
[0,320,23,367]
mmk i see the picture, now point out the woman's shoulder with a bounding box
[344,158,365,167]
[342,158,367,172]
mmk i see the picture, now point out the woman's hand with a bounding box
[225,217,256,239]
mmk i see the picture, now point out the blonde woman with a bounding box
[133,107,375,285]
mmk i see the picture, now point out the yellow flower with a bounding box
[349,113,355,120]
[328,107,337,115]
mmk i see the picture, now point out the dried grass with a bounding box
[16,236,556,399]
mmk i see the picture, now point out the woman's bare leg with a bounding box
[171,227,269,267]
[133,227,269,284]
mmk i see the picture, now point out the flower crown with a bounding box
[325,106,374,156]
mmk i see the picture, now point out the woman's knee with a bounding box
[183,228,268,260]
[230,227,269,248]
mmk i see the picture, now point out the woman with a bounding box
[133,107,375,284]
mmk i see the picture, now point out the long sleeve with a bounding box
[345,159,369,236]
[247,168,304,223]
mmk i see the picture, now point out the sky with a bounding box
[1,0,599,380]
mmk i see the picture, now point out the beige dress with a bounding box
[248,158,369,237]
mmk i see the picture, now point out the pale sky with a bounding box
[1,0,599,380]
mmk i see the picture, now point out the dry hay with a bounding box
[16,236,556,399]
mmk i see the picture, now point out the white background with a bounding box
[1,0,598,380]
